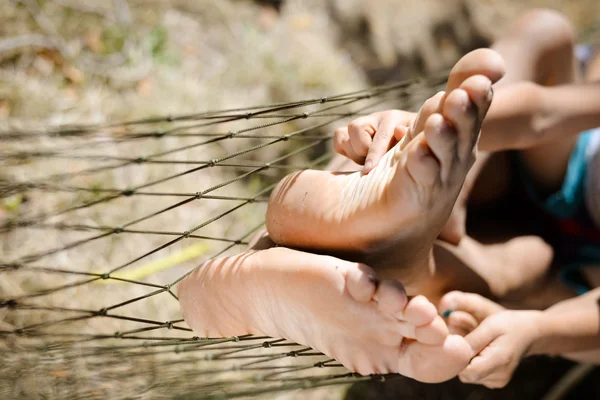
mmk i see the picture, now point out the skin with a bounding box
[178,247,472,382]
[432,235,553,299]
[337,10,600,245]
[438,289,600,388]
[266,49,505,277]
[180,11,600,385]
[180,49,507,384]
[330,10,600,310]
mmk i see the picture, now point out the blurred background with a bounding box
[1,0,598,125]
[1,0,600,399]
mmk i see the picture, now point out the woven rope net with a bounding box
[0,73,450,399]
[1,20,599,399]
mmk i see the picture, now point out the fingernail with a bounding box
[442,309,453,318]
[363,161,373,172]
[487,84,494,102]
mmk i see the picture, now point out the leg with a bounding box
[266,49,504,283]
[438,151,505,244]
[442,9,581,242]
[436,10,583,286]
[585,49,600,82]
[178,247,472,382]
[491,8,580,193]
[431,235,553,301]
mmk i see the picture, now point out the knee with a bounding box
[508,8,575,50]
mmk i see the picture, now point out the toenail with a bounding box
[368,275,380,287]
[486,85,494,102]
[438,120,450,134]
[442,309,453,318]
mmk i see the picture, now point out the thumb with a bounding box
[464,320,500,356]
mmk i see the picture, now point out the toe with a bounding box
[459,75,494,119]
[374,280,408,317]
[345,263,378,303]
[405,138,440,188]
[398,295,438,326]
[415,315,449,345]
[443,88,479,160]
[446,48,505,92]
[424,113,457,185]
[397,334,472,382]
[409,91,446,143]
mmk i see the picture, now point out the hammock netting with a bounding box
[0,73,448,399]
[1,20,599,399]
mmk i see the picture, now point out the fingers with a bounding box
[348,116,379,163]
[459,339,514,388]
[364,115,409,173]
[332,110,416,172]
[463,316,504,356]
[446,310,478,336]
[439,291,505,323]
[334,126,367,165]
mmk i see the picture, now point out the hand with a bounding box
[333,91,446,174]
[333,110,414,172]
[460,310,544,388]
[439,291,544,388]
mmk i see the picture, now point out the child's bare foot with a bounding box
[179,247,472,382]
[266,49,505,273]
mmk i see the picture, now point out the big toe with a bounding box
[446,48,506,92]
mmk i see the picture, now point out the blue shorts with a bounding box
[518,128,600,294]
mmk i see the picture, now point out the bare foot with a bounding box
[178,247,472,382]
[266,49,505,273]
